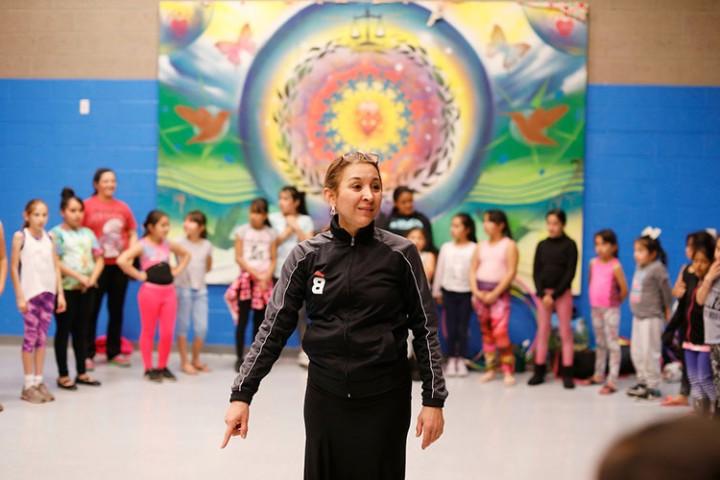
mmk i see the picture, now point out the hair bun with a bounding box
[61,187,76,199]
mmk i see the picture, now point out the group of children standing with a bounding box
[226,182,720,416]
[425,207,580,388]
[0,169,205,411]
[4,174,720,418]
[1,185,215,405]
[1,174,318,411]
[587,226,720,412]
[396,183,720,413]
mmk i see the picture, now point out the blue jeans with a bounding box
[176,287,208,340]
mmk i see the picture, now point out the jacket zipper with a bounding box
[344,236,356,397]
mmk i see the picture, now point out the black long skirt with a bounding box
[303,380,412,480]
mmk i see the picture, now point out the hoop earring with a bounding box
[330,205,336,216]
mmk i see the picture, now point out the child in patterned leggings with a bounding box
[470,210,518,386]
[588,229,628,395]
[10,200,66,404]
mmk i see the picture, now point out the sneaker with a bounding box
[638,388,662,400]
[160,368,177,382]
[626,383,647,397]
[443,358,458,377]
[144,369,163,383]
[85,358,95,372]
[36,383,55,402]
[109,355,131,368]
[21,386,46,404]
[297,350,310,369]
[456,358,469,377]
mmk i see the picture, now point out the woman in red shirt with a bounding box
[82,168,138,369]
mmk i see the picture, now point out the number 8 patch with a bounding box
[312,277,326,295]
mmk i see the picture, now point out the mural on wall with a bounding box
[157,1,588,287]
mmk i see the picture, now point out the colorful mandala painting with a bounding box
[157,1,588,286]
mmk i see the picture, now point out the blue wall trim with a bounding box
[1,80,719,352]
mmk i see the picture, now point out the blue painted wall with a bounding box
[1,80,719,352]
[581,85,720,339]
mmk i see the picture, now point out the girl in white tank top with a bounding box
[10,199,65,404]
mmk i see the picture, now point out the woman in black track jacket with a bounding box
[221,152,447,480]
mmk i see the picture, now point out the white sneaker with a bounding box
[297,350,310,369]
[444,358,457,377]
[456,358,468,377]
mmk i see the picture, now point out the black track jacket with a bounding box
[230,216,448,408]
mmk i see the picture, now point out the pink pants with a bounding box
[138,283,177,370]
[534,289,574,367]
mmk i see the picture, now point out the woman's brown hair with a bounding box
[323,152,382,193]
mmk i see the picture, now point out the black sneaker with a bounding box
[145,369,162,383]
[160,368,177,382]
[626,383,647,397]
[637,388,662,400]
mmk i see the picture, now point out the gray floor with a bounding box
[0,345,686,480]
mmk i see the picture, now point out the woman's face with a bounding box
[394,192,414,216]
[278,191,299,216]
[325,163,382,233]
[94,171,117,198]
[62,199,84,229]
[715,239,720,263]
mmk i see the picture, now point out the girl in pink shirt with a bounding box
[117,210,190,382]
[588,229,628,394]
[470,210,519,386]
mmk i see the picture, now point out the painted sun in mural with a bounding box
[240,3,493,217]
